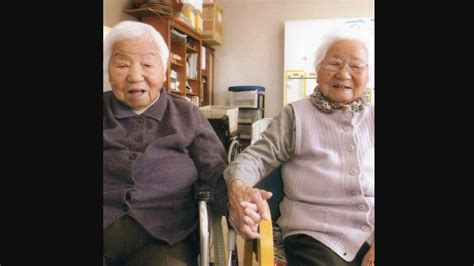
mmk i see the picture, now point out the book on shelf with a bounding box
[171,29,187,43]
[170,69,178,79]
[170,80,180,90]
[201,46,206,70]
[186,53,198,79]
[185,81,193,93]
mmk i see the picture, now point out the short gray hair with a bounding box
[314,28,372,72]
[103,21,169,91]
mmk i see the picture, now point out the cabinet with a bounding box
[236,93,265,148]
[124,10,204,106]
[201,45,215,106]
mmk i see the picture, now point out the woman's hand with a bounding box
[362,240,375,266]
[228,180,272,239]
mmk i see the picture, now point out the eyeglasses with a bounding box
[322,59,368,74]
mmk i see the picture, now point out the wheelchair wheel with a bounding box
[210,211,226,266]
[227,139,242,163]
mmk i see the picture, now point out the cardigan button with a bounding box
[350,168,359,175]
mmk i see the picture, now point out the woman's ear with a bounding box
[315,64,323,79]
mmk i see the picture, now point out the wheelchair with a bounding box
[194,114,244,266]
[194,180,227,266]
[103,116,242,266]
[207,115,243,163]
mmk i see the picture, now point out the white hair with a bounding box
[314,27,373,72]
[103,21,169,91]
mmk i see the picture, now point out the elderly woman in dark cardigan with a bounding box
[103,21,228,266]
[226,30,375,266]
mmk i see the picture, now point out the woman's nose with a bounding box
[336,65,351,79]
[127,66,144,82]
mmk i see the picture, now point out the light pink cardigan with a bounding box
[224,97,374,261]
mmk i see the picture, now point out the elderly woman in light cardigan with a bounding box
[225,30,374,266]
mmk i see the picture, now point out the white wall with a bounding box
[103,0,136,27]
[103,0,137,92]
[213,0,374,118]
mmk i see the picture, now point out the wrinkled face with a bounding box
[317,40,369,104]
[108,37,165,110]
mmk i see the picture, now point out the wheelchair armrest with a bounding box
[193,180,214,202]
[194,180,225,266]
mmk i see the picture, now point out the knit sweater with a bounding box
[104,89,229,245]
[223,97,374,261]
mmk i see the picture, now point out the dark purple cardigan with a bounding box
[103,89,228,245]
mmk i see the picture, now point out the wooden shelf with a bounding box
[123,7,170,19]
[123,7,216,107]
[170,17,202,40]
[135,14,203,106]
[186,45,198,53]
[201,45,215,106]
[170,89,185,94]
[170,59,185,67]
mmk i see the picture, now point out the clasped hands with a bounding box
[227,180,272,239]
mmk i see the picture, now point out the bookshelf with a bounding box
[124,10,206,106]
[201,45,215,106]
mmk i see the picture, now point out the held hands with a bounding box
[361,240,375,266]
[228,180,272,239]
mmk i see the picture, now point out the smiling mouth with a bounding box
[128,89,146,95]
[333,85,351,90]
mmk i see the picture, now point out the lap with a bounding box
[103,215,198,266]
[283,234,369,266]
